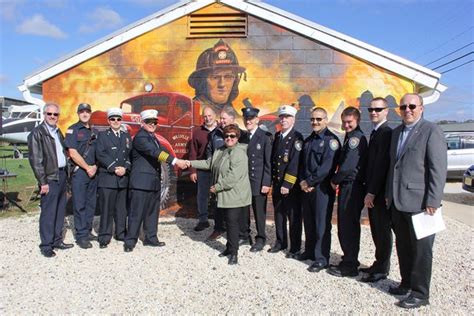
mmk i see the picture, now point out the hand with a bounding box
[330,182,337,191]
[186,160,191,168]
[425,206,437,215]
[280,187,289,195]
[87,165,97,178]
[175,159,188,170]
[364,193,375,208]
[40,184,49,195]
[190,172,198,183]
[385,198,389,208]
[210,185,216,193]
[300,180,308,191]
[305,187,315,193]
[115,166,126,177]
[261,186,270,194]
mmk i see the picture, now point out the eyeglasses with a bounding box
[224,134,237,139]
[46,112,59,117]
[144,120,158,125]
[310,117,325,122]
[399,104,418,111]
[109,118,122,122]
[367,107,387,113]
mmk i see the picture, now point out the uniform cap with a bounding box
[140,109,158,120]
[107,107,122,118]
[77,103,91,112]
[278,105,297,117]
[241,107,260,118]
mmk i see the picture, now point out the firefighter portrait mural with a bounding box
[40,4,414,208]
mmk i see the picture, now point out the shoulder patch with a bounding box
[295,140,302,151]
[329,139,339,151]
[66,129,74,134]
[348,137,359,149]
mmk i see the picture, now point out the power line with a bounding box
[441,59,473,74]
[414,26,474,60]
[424,42,474,66]
[432,51,474,70]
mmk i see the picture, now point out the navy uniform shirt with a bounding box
[300,128,341,186]
[247,127,273,196]
[64,121,96,165]
[271,128,304,190]
[332,126,368,184]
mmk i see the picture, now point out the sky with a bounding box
[0,0,473,122]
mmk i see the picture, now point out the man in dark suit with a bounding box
[124,109,187,252]
[96,108,132,249]
[268,105,303,258]
[328,106,368,278]
[360,97,393,283]
[386,93,447,309]
[298,107,340,272]
[240,106,273,252]
[28,103,73,257]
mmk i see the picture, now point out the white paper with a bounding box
[411,208,446,240]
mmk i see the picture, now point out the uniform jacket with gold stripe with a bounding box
[271,128,304,190]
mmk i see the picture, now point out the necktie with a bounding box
[369,129,376,143]
[396,127,408,159]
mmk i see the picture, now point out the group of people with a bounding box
[28,92,446,309]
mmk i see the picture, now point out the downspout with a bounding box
[420,82,448,105]
[18,83,45,121]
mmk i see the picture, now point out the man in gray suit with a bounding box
[385,93,447,309]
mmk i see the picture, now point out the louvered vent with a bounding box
[188,13,247,38]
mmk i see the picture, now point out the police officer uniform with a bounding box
[269,105,303,256]
[64,103,97,246]
[96,108,132,248]
[299,127,340,271]
[124,110,176,252]
[240,107,273,252]
[328,125,368,277]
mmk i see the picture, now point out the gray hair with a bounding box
[43,103,60,114]
[220,105,238,119]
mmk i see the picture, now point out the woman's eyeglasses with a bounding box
[399,104,418,111]
[46,112,59,117]
[224,134,237,139]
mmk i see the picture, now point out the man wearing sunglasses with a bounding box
[95,108,132,249]
[65,103,98,249]
[360,97,393,283]
[124,109,187,252]
[28,103,72,258]
[386,93,446,309]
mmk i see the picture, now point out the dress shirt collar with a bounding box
[373,119,387,131]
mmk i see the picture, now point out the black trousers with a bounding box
[223,206,246,255]
[272,189,302,253]
[367,194,393,274]
[125,189,161,247]
[71,170,97,241]
[240,194,267,243]
[337,181,365,268]
[391,205,435,299]
[39,169,67,251]
[98,187,128,243]
[302,184,335,265]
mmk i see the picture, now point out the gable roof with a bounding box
[19,0,446,104]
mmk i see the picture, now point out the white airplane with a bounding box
[0,104,41,144]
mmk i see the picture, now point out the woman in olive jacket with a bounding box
[190,124,251,265]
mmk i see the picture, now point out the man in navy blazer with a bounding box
[386,93,447,309]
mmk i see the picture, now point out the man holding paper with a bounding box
[385,93,447,309]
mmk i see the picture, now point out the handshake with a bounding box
[175,159,191,170]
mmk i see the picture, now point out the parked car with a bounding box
[462,165,474,192]
[445,132,474,179]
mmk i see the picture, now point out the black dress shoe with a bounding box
[250,243,264,252]
[397,295,429,309]
[239,237,253,246]
[194,221,210,231]
[360,273,388,283]
[54,242,74,250]
[143,240,166,247]
[219,249,231,257]
[294,252,315,261]
[206,230,224,241]
[267,244,284,253]
[99,242,109,249]
[285,251,300,259]
[76,239,93,249]
[307,263,328,273]
[124,245,134,252]
[228,254,238,265]
[327,265,359,277]
[40,249,56,258]
[359,266,374,273]
[388,285,410,295]
[88,233,98,241]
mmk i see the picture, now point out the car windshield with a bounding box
[123,95,169,117]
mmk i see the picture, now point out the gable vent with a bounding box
[188,13,247,38]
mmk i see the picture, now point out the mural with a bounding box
[41,4,415,208]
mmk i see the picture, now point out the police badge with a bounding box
[256,143,261,150]
[348,137,360,149]
[283,154,289,163]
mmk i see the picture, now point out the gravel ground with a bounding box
[0,214,472,314]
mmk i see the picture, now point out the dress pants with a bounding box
[224,207,246,255]
[98,187,127,243]
[272,189,302,253]
[391,205,435,299]
[337,180,365,269]
[125,189,161,247]
[302,183,334,265]
[196,170,211,223]
[71,169,97,241]
[368,193,393,274]
[39,169,67,251]
[239,194,267,243]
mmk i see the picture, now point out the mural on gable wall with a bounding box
[42,5,414,209]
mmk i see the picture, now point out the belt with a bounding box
[58,167,66,171]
